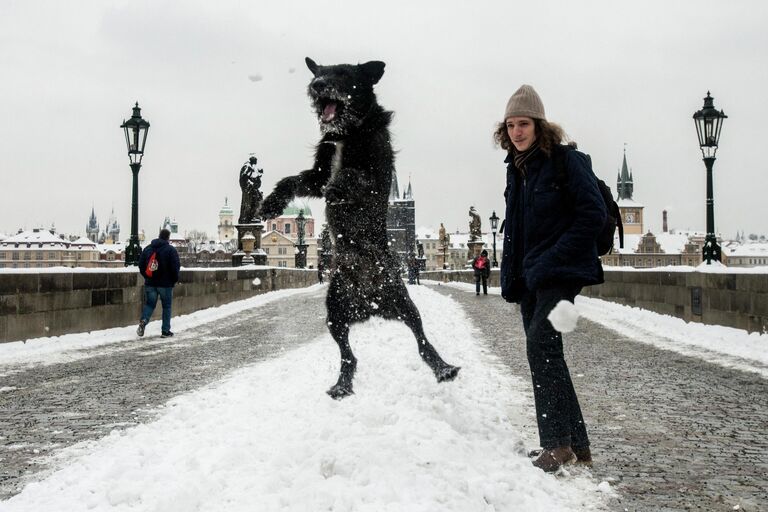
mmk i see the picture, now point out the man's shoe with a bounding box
[161,331,174,338]
[531,446,576,473]
[137,320,146,337]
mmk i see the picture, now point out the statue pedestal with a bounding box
[467,241,485,261]
[234,222,266,266]
[438,244,449,270]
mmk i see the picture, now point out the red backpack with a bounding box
[145,251,159,277]
[475,256,487,270]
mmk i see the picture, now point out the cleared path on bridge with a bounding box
[429,281,768,512]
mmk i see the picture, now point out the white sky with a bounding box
[2,283,765,509]
[1,1,766,239]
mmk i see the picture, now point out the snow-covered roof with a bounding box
[612,231,693,255]
[197,241,231,253]
[71,237,97,246]
[96,242,124,254]
[0,229,70,247]
[725,243,768,257]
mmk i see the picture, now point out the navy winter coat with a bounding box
[138,238,180,288]
[500,145,606,303]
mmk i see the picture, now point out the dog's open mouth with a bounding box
[319,99,340,123]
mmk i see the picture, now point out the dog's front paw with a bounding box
[435,364,461,383]
[327,383,354,400]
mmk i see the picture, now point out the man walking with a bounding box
[137,228,180,338]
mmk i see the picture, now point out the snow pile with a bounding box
[576,296,768,377]
[548,300,580,333]
[2,287,606,512]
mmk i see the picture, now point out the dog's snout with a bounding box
[311,79,326,92]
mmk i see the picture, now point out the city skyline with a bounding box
[1,1,767,239]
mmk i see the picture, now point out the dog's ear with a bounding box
[305,57,319,76]
[359,61,385,84]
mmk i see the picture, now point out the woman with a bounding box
[494,84,606,472]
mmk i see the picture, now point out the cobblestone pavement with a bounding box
[0,287,328,500]
[429,283,768,512]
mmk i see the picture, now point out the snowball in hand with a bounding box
[548,300,580,333]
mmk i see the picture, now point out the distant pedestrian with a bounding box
[317,259,324,283]
[407,252,421,285]
[471,249,490,295]
[495,84,606,472]
[137,229,181,338]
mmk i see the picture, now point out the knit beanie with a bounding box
[504,84,546,121]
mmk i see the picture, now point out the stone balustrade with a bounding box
[0,267,317,343]
[421,268,768,334]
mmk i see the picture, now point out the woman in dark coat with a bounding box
[495,84,606,472]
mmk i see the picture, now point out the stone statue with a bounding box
[417,241,424,259]
[468,206,481,242]
[238,156,264,224]
[439,223,447,246]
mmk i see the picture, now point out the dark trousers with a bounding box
[474,273,488,294]
[520,286,589,450]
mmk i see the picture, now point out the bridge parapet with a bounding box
[0,267,316,343]
[421,269,768,334]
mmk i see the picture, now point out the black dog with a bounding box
[259,57,460,399]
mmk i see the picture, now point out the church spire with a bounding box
[403,175,413,200]
[389,169,400,201]
[617,146,634,200]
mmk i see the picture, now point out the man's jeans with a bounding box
[141,286,173,333]
[520,286,589,450]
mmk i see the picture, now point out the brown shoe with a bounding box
[529,446,592,466]
[573,446,592,466]
[532,446,576,473]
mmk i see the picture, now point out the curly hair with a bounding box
[493,119,574,155]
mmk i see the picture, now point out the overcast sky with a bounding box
[1,0,766,240]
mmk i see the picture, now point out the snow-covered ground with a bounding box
[0,286,611,512]
[6,279,766,510]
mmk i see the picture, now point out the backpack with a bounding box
[553,146,624,256]
[474,256,487,270]
[144,251,159,277]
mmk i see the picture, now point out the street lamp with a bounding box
[489,210,499,267]
[120,102,150,266]
[693,92,727,264]
[295,209,308,268]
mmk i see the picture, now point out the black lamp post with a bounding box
[489,210,499,267]
[120,103,150,266]
[693,92,727,264]
[295,209,308,268]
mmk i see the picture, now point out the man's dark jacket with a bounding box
[138,238,180,288]
[500,145,606,303]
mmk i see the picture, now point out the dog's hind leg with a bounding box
[386,291,460,383]
[325,284,358,399]
[326,320,357,399]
